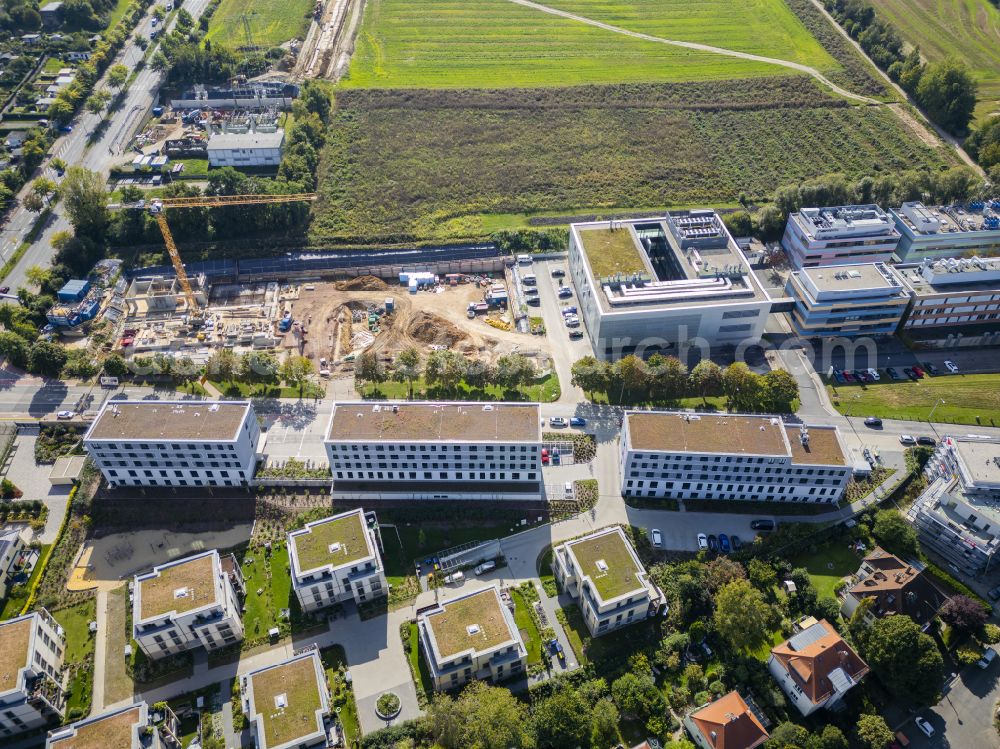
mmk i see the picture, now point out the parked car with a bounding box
[833,369,845,384]
[444,571,464,585]
[551,268,566,278]
[56,410,73,419]
[526,296,540,306]
[866,368,881,381]
[923,362,939,375]
[541,448,549,465]
[701,641,713,658]
[707,535,718,552]
[917,436,937,446]
[750,519,775,531]
[718,534,731,553]
[697,533,708,551]
[562,306,577,315]
[944,360,959,373]
[569,330,584,339]
[914,717,934,738]
[730,535,742,550]
[912,365,925,377]
[988,585,1000,602]
[977,647,997,669]
[570,417,586,427]
[549,417,567,427]
[864,416,883,428]
[59,125,72,133]
[557,286,573,298]
[843,370,856,383]
[651,528,662,547]
[899,435,917,445]
[887,367,905,380]
[565,317,580,328]
[474,561,496,576]
[548,638,565,662]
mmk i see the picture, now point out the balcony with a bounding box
[27,674,65,715]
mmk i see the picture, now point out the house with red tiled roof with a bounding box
[768,618,869,716]
[683,691,769,749]
[840,547,949,629]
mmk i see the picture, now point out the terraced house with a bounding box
[553,526,663,637]
[0,610,65,740]
[84,400,261,488]
[418,585,527,690]
[243,651,330,749]
[288,508,387,612]
[325,402,542,500]
[620,411,851,504]
[46,701,180,749]
[133,549,245,660]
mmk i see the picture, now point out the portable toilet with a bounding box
[408,279,418,294]
[385,297,394,313]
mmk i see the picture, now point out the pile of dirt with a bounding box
[407,311,469,347]
[335,275,388,291]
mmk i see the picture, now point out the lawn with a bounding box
[105,0,134,30]
[53,599,97,719]
[241,543,293,644]
[359,371,560,403]
[557,603,659,667]
[827,373,1000,427]
[210,380,325,400]
[578,226,647,280]
[406,621,436,697]
[205,0,313,48]
[314,80,954,245]
[320,645,360,746]
[508,588,543,665]
[0,544,50,618]
[104,584,134,705]
[789,543,862,600]
[869,0,1000,122]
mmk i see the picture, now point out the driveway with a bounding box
[530,257,590,404]
[904,662,1000,749]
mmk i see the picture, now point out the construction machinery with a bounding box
[143,193,317,323]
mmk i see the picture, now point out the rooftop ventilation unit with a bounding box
[467,624,481,635]
[596,559,609,572]
[328,542,342,554]
[174,587,189,599]
[274,693,288,709]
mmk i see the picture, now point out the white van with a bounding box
[517,254,532,265]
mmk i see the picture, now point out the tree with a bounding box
[280,355,314,397]
[25,266,52,288]
[496,353,535,390]
[571,355,610,394]
[615,354,648,394]
[32,177,56,203]
[765,722,810,749]
[101,354,128,378]
[865,615,943,704]
[393,347,422,398]
[704,556,746,593]
[0,332,29,368]
[689,359,723,405]
[532,689,589,748]
[855,714,894,749]
[206,349,238,382]
[107,63,129,91]
[59,167,109,236]
[85,88,111,115]
[713,580,773,652]
[763,369,798,412]
[51,230,73,252]
[939,595,987,637]
[240,351,279,384]
[50,157,67,174]
[872,509,920,558]
[611,672,664,721]
[722,362,762,412]
[747,559,778,594]
[429,682,534,749]
[22,192,44,213]
[27,341,67,378]
[589,698,619,749]
[916,58,978,135]
[647,354,688,401]
[354,350,384,390]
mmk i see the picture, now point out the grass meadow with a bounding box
[206,0,313,48]
[870,0,1000,123]
[312,79,955,245]
[343,0,815,88]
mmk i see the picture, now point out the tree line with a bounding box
[356,348,540,397]
[966,115,1000,180]
[570,356,799,413]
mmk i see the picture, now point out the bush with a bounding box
[956,646,983,666]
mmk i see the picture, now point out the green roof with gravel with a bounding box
[578,226,647,280]
[566,528,644,600]
[291,511,370,574]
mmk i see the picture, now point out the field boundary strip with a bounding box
[505,0,880,104]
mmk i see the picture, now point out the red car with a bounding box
[541,448,549,465]
[843,371,855,382]
[912,366,925,378]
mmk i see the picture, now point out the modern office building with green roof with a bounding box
[553,526,664,637]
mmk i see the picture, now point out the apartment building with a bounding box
[891,201,1000,261]
[207,128,285,168]
[781,205,901,268]
[620,412,851,504]
[418,585,527,691]
[784,262,910,337]
[0,528,27,599]
[288,508,387,613]
[325,402,542,500]
[839,547,948,628]
[0,610,65,740]
[894,255,1000,344]
[553,526,663,637]
[84,400,261,488]
[242,651,330,749]
[133,550,245,660]
[907,436,1000,577]
[684,691,769,749]
[567,212,772,360]
[768,618,868,716]
[47,702,179,749]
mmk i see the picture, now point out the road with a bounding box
[0,0,213,292]
[905,659,1000,749]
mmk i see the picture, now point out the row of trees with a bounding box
[356,348,539,396]
[966,115,1000,175]
[824,0,977,134]
[570,356,799,412]
[0,129,54,211]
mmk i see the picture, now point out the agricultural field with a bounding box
[312,79,956,245]
[869,0,1000,123]
[343,0,819,88]
[205,0,314,49]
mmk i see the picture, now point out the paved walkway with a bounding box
[91,588,109,714]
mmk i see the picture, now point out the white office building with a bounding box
[207,128,285,168]
[133,549,245,660]
[907,436,1000,577]
[782,205,901,268]
[418,585,527,691]
[553,526,664,637]
[567,212,772,360]
[288,508,387,613]
[325,401,542,500]
[47,701,179,749]
[891,201,1000,261]
[0,610,65,740]
[620,411,851,504]
[243,651,330,749]
[84,400,261,488]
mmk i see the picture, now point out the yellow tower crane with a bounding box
[146,192,317,320]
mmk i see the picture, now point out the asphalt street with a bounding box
[904,656,1000,749]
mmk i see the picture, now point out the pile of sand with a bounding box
[335,275,389,291]
[407,311,468,347]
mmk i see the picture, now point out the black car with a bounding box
[526,296,541,306]
[730,535,742,550]
[864,416,883,428]
[569,330,584,339]
[750,519,775,531]
[917,436,937,446]
[551,269,566,278]
[989,586,1000,602]
[707,535,719,552]
[923,362,940,375]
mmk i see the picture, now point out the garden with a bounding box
[321,645,361,744]
[53,598,97,721]
[34,424,86,464]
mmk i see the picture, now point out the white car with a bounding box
[944,360,959,373]
[866,368,880,381]
[697,533,708,551]
[474,561,496,576]
[56,410,73,420]
[914,717,934,738]
[651,529,662,547]
[549,417,567,427]
[899,434,916,445]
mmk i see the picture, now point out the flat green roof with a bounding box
[567,528,643,600]
[291,511,370,574]
[426,587,515,659]
[249,655,324,749]
[578,226,647,280]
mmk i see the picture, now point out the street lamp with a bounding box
[929,398,946,422]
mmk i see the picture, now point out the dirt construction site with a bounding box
[278,275,552,376]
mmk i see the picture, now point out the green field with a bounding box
[870,0,1000,122]
[313,79,954,245]
[206,0,313,48]
[828,373,1000,427]
[789,543,862,599]
[344,0,823,88]
[53,599,97,719]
